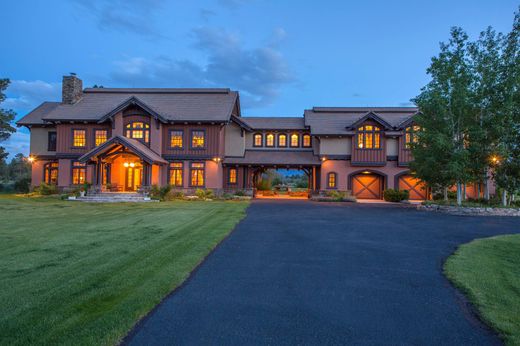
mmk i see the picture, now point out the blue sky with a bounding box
[1,0,518,158]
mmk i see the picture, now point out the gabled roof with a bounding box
[17,88,239,125]
[97,96,168,123]
[78,135,167,165]
[348,111,393,130]
[304,107,418,135]
[241,117,307,130]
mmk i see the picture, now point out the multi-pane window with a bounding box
[170,130,183,148]
[71,161,86,185]
[327,172,337,189]
[278,134,287,147]
[266,133,275,147]
[191,130,205,148]
[253,133,263,147]
[48,132,57,151]
[405,126,421,148]
[94,129,108,146]
[125,122,150,143]
[190,162,205,186]
[229,168,237,184]
[290,133,299,147]
[73,129,86,147]
[169,162,183,186]
[302,134,311,148]
[356,125,381,149]
[44,162,59,184]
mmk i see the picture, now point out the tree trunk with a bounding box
[463,183,467,200]
[477,183,480,199]
[502,190,507,207]
[443,187,448,201]
[484,179,490,200]
[457,182,463,206]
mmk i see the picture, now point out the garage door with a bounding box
[398,175,427,200]
[352,174,382,199]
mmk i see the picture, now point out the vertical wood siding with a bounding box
[162,124,221,157]
[56,123,111,154]
[398,136,413,166]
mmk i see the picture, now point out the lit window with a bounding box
[229,168,237,184]
[356,125,381,149]
[327,172,337,188]
[191,130,205,148]
[278,134,287,147]
[253,133,263,147]
[302,134,311,147]
[95,130,108,146]
[170,130,183,148]
[190,162,205,186]
[125,122,150,143]
[290,133,299,147]
[73,129,86,147]
[169,162,183,186]
[266,133,275,147]
[44,162,59,184]
[405,126,420,148]
[72,161,86,185]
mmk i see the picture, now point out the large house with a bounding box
[16,74,487,200]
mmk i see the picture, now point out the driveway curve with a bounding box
[125,200,519,345]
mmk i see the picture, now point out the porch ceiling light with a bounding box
[362,170,371,174]
[213,157,221,162]
[123,162,129,167]
[129,162,135,168]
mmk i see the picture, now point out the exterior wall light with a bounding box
[27,156,35,163]
[321,157,327,161]
[123,162,129,167]
[129,162,135,168]
[213,157,221,163]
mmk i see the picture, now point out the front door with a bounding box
[125,167,142,191]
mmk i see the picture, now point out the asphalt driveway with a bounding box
[125,200,519,345]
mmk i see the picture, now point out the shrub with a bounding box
[36,183,58,195]
[234,190,246,196]
[149,184,161,199]
[325,190,345,199]
[204,189,215,199]
[14,177,31,193]
[195,188,207,200]
[164,190,184,201]
[383,189,410,202]
[256,180,271,191]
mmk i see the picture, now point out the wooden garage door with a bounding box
[352,174,382,199]
[398,175,427,200]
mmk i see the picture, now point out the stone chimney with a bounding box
[62,73,83,104]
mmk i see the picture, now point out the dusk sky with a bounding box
[1,0,518,158]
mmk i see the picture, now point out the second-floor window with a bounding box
[191,130,205,148]
[302,134,311,148]
[229,168,237,184]
[95,129,108,146]
[71,161,86,184]
[356,125,381,149]
[126,122,150,143]
[48,131,57,151]
[169,162,183,186]
[278,134,287,147]
[170,130,183,148]
[290,133,299,147]
[73,129,86,147]
[405,126,421,149]
[266,133,275,147]
[253,133,263,147]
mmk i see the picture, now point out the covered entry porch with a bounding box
[79,135,167,193]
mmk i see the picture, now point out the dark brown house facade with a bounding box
[17,75,492,200]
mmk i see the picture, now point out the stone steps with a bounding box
[72,193,157,203]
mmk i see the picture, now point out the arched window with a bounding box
[278,134,287,147]
[125,122,150,143]
[405,125,420,148]
[290,133,299,147]
[327,172,337,189]
[44,162,59,184]
[356,125,381,149]
[302,134,312,148]
[266,133,275,147]
[253,133,263,147]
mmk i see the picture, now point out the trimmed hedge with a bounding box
[383,189,410,202]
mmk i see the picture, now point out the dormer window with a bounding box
[253,133,263,147]
[405,126,420,149]
[125,122,150,143]
[290,133,299,147]
[356,125,381,149]
[278,134,287,147]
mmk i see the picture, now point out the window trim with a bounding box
[43,161,59,184]
[93,128,109,147]
[278,133,287,147]
[168,161,184,187]
[71,128,87,148]
[70,160,87,185]
[290,133,300,148]
[169,129,184,149]
[190,129,206,150]
[327,172,337,189]
[228,167,238,185]
[253,133,263,147]
[355,125,382,150]
[189,161,206,187]
[47,131,57,152]
[302,133,312,148]
[265,133,275,147]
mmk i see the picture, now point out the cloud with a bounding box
[111,27,294,107]
[5,80,61,114]
[72,0,165,38]
[2,130,30,159]
[199,8,216,22]
[217,0,252,9]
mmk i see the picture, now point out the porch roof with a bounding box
[224,150,321,166]
[78,135,168,165]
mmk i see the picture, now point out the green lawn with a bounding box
[444,234,520,345]
[0,195,248,345]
